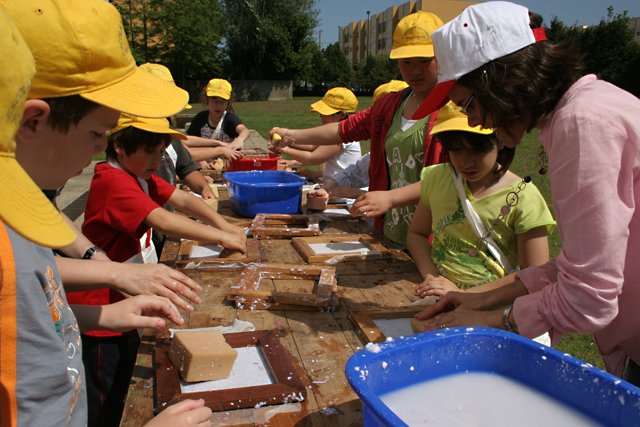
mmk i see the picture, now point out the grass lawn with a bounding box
[98,97,604,369]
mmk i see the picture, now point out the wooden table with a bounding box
[121,194,425,427]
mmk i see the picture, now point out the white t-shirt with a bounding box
[322,141,362,186]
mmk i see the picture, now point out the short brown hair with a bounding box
[105,127,171,162]
[457,12,586,140]
[200,86,235,113]
[42,95,101,134]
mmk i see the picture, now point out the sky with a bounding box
[314,0,640,46]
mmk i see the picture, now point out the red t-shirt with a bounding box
[67,162,175,336]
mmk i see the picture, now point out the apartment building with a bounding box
[338,0,483,66]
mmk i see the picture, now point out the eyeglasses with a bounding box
[459,93,475,117]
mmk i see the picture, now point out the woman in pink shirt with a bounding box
[414,1,640,385]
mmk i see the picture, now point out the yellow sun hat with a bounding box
[310,87,358,115]
[430,101,494,135]
[2,0,189,118]
[206,79,232,100]
[373,80,409,102]
[0,5,75,248]
[139,63,192,109]
[110,114,188,140]
[389,11,444,59]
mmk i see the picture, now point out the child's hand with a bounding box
[219,147,243,160]
[349,191,393,218]
[144,399,212,427]
[330,187,366,199]
[200,187,217,200]
[228,139,243,151]
[308,188,329,199]
[220,231,247,253]
[113,263,202,312]
[101,295,184,332]
[417,276,460,298]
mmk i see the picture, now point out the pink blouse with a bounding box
[514,75,640,377]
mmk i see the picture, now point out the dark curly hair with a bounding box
[437,131,514,184]
[457,12,586,140]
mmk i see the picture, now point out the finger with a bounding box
[415,297,449,320]
[166,398,207,414]
[144,297,184,326]
[170,270,202,292]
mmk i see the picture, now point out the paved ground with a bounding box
[58,130,269,227]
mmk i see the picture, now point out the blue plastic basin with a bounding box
[224,171,306,217]
[345,328,640,426]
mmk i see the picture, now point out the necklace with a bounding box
[468,145,548,258]
[412,91,421,109]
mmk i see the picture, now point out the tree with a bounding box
[113,0,226,87]
[355,55,401,91]
[223,0,319,81]
[323,42,353,88]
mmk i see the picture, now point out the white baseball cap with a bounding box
[412,1,546,119]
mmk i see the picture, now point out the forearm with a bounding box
[235,127,250,145]
[57,213,110,260]
[406,232,439,280]
[280,147,322,165]
[183,171,209,196]
[185,146,227,162]
[57,257,119,292]
[71,305,107,333]
[184,135,226,147]
[469,278,529,307]
[322,179,340,193]
[387,182,421,208]
[149,208,231,244]
[280,123,343,146]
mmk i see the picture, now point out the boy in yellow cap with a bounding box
[1,0,213,426]
[271,12,446,247]
[273,87,362,183]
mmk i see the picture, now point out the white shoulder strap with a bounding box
[450,167,515,275]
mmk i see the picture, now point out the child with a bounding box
[270,12,446,246]
[414,2,640,384]
[186,78,250,151]
[272,87,362,184]
[407,102,555,296]
[68,113,245,425]
[0,0,212,426]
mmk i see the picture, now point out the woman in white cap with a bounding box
[415,1,640,386]
[273,87,362,184]
[270,12,446,247]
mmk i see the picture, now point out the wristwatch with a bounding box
[502,305,516,333]
[82,246,104,260]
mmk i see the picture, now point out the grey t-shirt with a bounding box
[4,224,87,426]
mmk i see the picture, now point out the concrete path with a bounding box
[58,130,269,228]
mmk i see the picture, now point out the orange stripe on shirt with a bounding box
[0,221,18,427]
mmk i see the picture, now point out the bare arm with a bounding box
[269,124,344,147]
[350,181,421,219]
[516,226,550,270]
[185,146,242,162]
[183,135,227,148]
[407,202,440,281]
[228,124,251,150]
[182,170,216,200]
[279,144,343,166]
[57,213,110,261]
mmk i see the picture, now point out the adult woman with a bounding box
[270,12,445,247]
[414,1,640,384]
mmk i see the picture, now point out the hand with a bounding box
[330,187,366,199]
[198,160,212,170]
[228,139,243,151]
[298,169,314,178]
[417,276,460,298]
[200,187,216,200]
[414,291,497,321]
[219,147,243,160]
[113,263,202,312]
[220,231,247,253]
[350,191,393,219]
[102,295,184,332]
[308,188,329,199]
[269,127,288,148]
[144,399,212,427]
[202,175,213,183]
[418,308,502,333]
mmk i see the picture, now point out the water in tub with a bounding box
[379,371,605,427]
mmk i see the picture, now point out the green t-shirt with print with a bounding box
[382,102,430,246]
[420,164,556,288]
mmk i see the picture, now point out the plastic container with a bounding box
[224,171,306,217]
[225,150,280,172]
[345,327,640,427]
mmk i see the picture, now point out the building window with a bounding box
[350,34,353,39]
[387,38,392,47]
[372,27,376,34]
[350,47,352,52]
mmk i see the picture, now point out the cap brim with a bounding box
[81,67,189,118]
[431,117,493,135]
[184,104,193,109]
[206,91,230,100]
[134,124,188,140]
[389,45,435,59]
[412,80,455,120]
[310,100,339,115]
[0,153,76,249]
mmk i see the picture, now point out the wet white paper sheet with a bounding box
[322,209,352,216]
[308,241,378,255]
[180,346,273,393]
[189,244,223,259]
[373,318,415,339]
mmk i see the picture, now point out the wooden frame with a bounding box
[292,234,392,263]
[250,214,321,239]
[174,239,264,268]
[155,330,306,412]
[227,263,338,310]
[349,307,429,344]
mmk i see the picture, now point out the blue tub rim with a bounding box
[223,170,306,187]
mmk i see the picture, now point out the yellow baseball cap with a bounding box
[2,0,189,118]
[139,63,192,109]
[373,80,409,102]
[110,114,188,140]
[206,79,232,100]
[389,11,444,59]
[430,101,494,135]
[0,6,75,248]
[310,87,358,115]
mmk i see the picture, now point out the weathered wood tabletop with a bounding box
[120,193,425,427]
